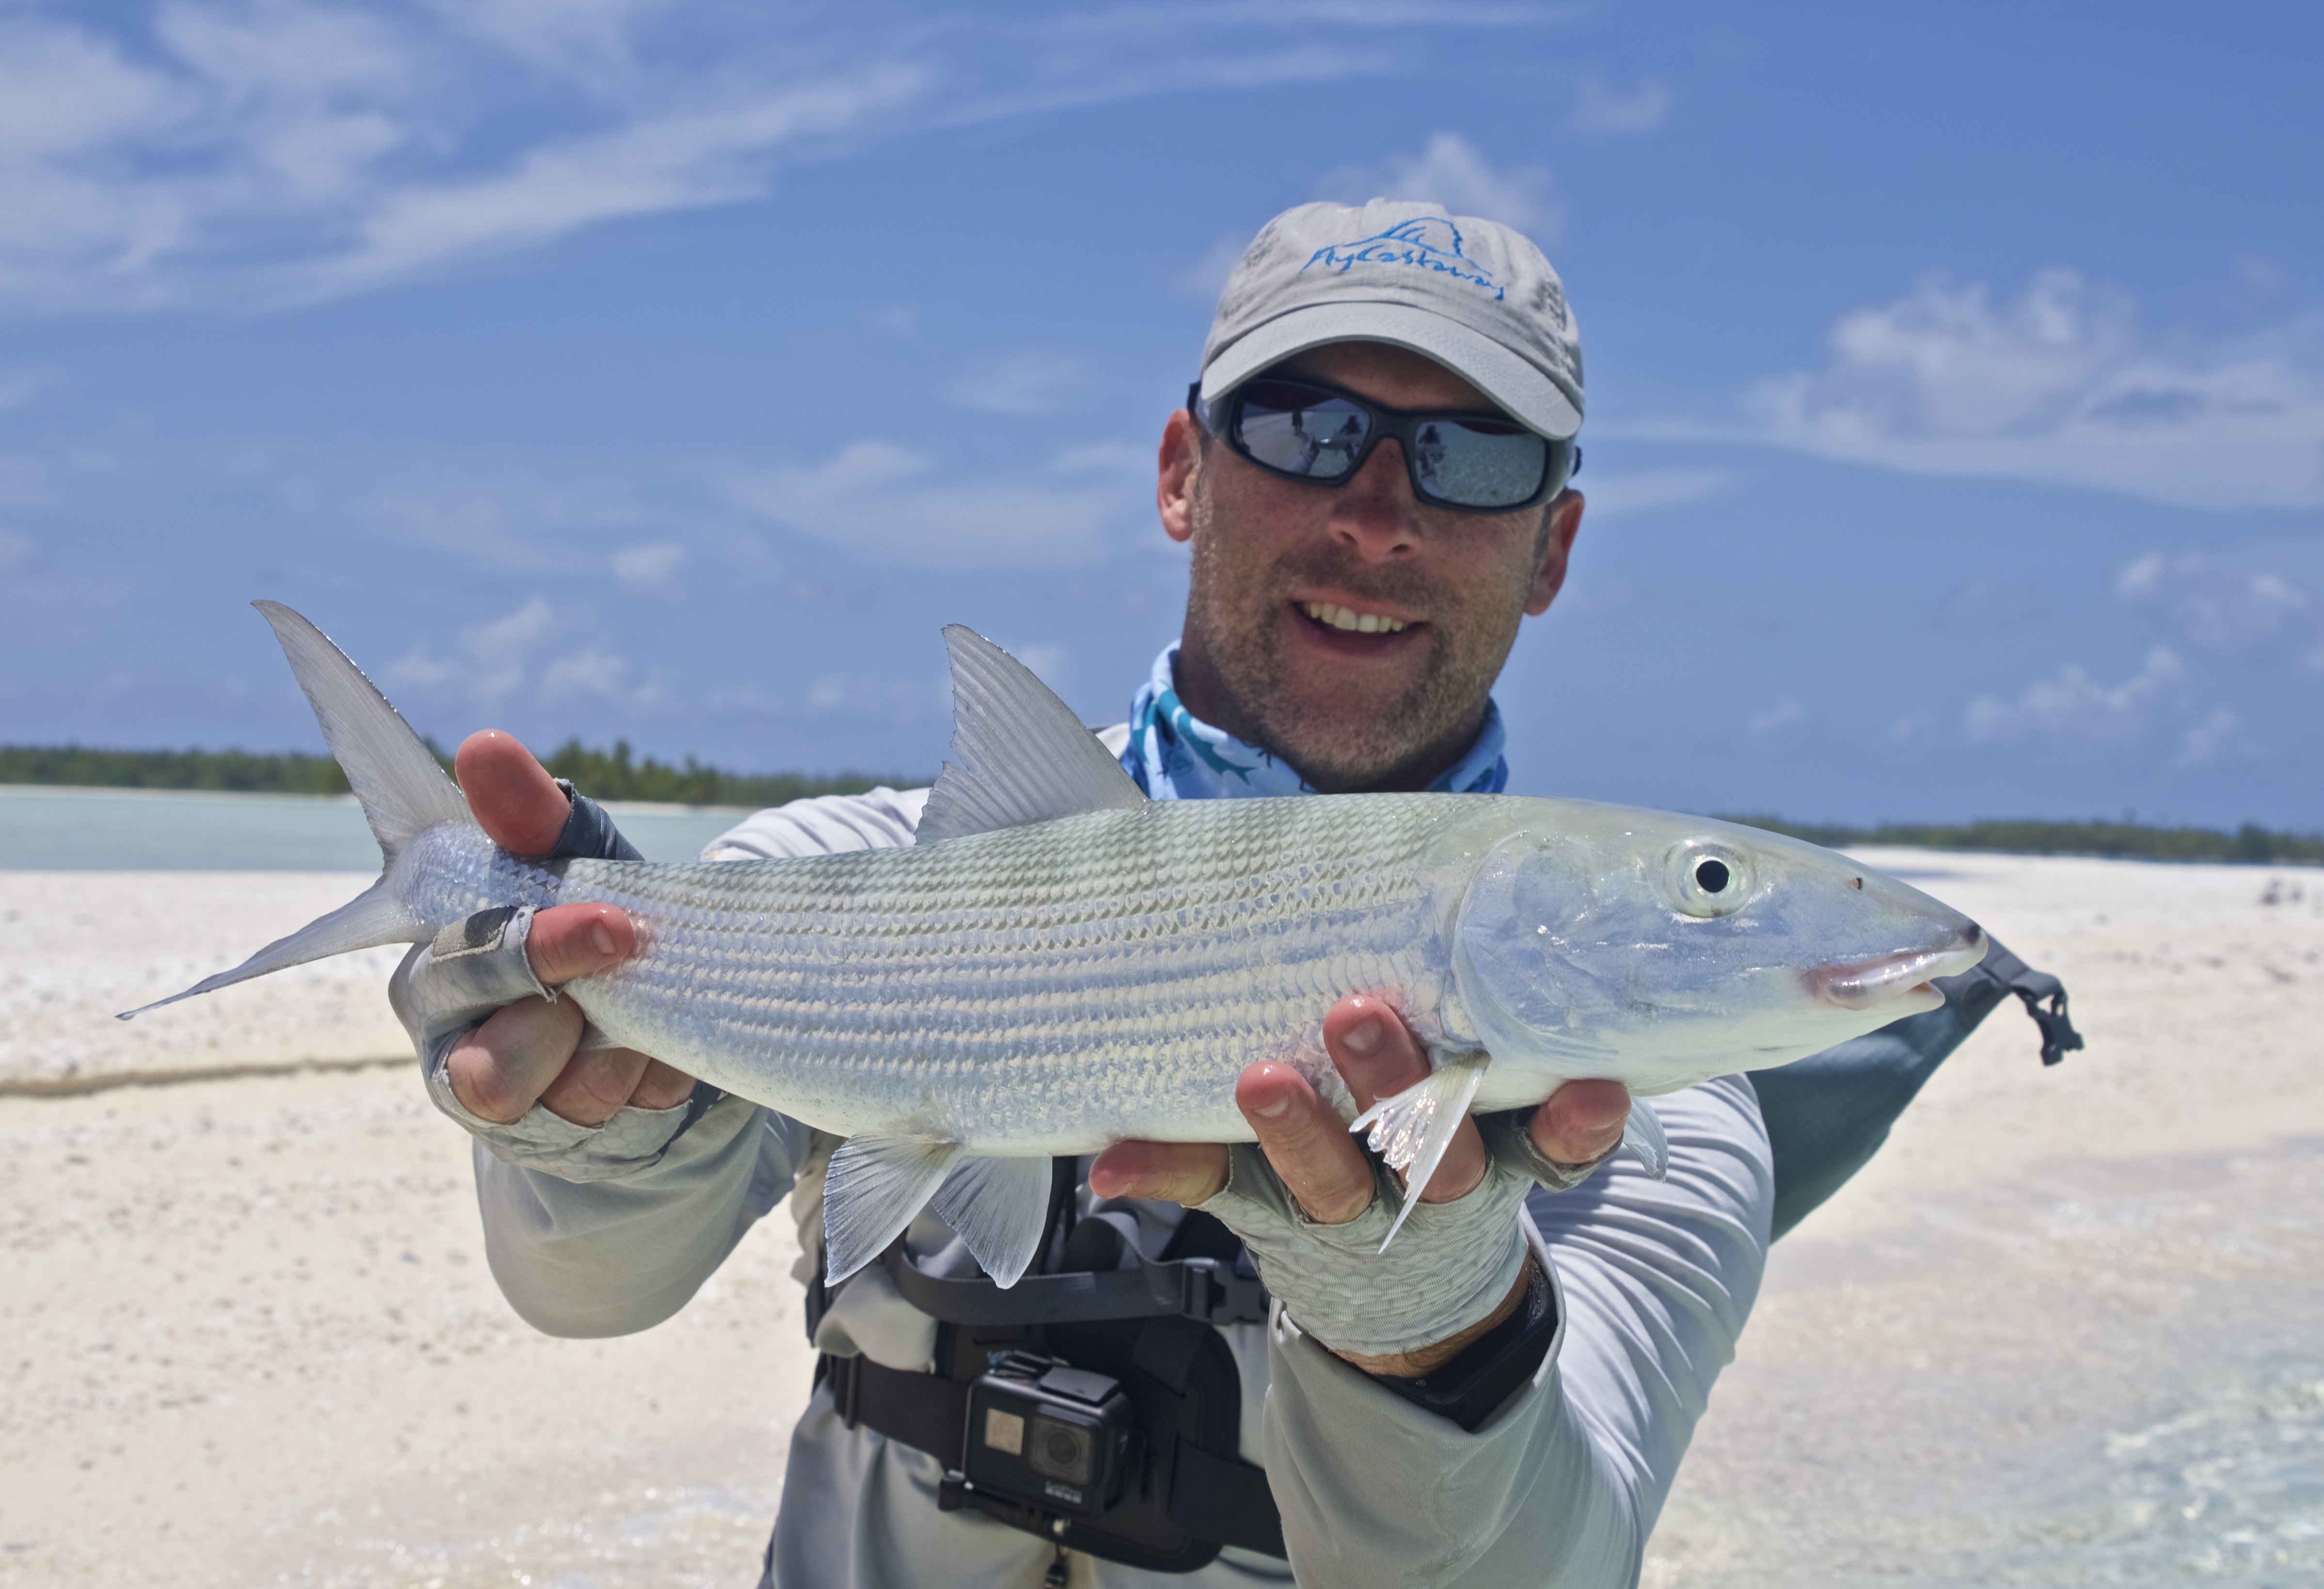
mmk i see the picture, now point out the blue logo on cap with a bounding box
[1303,217,1502,300]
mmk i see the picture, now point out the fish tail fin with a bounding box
[253,600,473,862]
[119,877,418,1018]
[118,602,472,1019]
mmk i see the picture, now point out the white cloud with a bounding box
[950,351,1083,416]
[728,438,1149,569]
[1736,272,2324,510]
[1568,73,1670,136]
[0,6,1546,310]
[1746,697,1810,743]
[0,369,49,412]
[0,529,39,577]
[1323,132,1558,238]
[541,645,658,706]
[2172,705,2250,769]
[1963,646,2188,752]
[1576,468,1729,519]
[1177,232,1247,300]
[291,71,923,298]
[612,540,688,588]
[390,595,556,703]
[2114,549,2314,663]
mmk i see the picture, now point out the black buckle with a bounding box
[1176,1255,1269,1328]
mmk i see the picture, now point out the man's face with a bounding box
[1157,341,1583,793]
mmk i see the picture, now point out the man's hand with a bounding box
[1088,995,1629,1374]
[438,731,697,1126]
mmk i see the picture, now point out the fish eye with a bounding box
[1663,841,1754,919]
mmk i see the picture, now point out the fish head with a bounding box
[1444,801,1986,1094]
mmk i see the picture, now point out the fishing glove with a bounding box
[389,784,699,1181]
[1195,1114,1609,1359]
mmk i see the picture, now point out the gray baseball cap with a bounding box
[1198,199,1584,440]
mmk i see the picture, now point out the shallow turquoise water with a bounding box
[0,786,751,870]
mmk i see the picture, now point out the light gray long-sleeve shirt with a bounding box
[467,785,1772,1589]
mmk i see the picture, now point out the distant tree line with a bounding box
[1720,814,2324,865]
[0,741,908,809]
[4,744,2314,858]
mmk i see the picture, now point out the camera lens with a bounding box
[1027,1414,1093,1483]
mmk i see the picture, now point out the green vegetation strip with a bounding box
[1720,814,2324,865]
[0,741,911,809]
[4,744,2314,862]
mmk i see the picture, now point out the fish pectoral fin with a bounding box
[915,626,1146,846]
[931,1155,1054,1289]
[1620,1102,1669,1180]
[1349,1054,1490,1253]
[823,1132,964,1285]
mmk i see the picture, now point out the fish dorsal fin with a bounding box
[917,625,1144,846]
[253,600,472,860]
[823,1131,963,1285]
[931,1155,1054,1288]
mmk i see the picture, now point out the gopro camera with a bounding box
[961,1352,1135,1518]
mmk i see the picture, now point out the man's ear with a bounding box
[1524,490,1584,617]
[1157,408,1202,544]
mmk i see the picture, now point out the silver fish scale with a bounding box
[553,794,1474,1151]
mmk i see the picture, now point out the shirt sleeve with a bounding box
[1255,1077,1771,1589]
[470,788,929,1338]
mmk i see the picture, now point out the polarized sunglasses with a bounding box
[1190,374,1578,513]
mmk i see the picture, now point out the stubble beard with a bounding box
[1182,499,1523,794]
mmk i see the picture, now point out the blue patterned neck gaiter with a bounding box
[1119,642,1509,801]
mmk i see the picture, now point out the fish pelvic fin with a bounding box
[1350,1052,1491,1253]
[916,625,1145,846]
[119,875,420,1018]
[1620,1101,1669,1179]
[932,1155,1054,1288]
[823,1132,964,1285]
[253,600,473,863]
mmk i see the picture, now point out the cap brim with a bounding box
[1200,302,1582,440]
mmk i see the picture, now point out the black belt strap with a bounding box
[820,1353,1285,1560]
[1167,1442,1286,1558]
[881,1245,1269,1328]
[825,1353,968,1465]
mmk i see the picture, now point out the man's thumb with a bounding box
[456,730,569,855]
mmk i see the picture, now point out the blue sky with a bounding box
[0,0,2319,827]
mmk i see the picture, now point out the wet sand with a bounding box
[2,855,2320,1585]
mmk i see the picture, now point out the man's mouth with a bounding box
[1298,601,1414,636]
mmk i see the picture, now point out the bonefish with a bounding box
[126,603,1985,1287]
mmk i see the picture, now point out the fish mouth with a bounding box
[1809,925,1988,1010]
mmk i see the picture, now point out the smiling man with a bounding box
[393,200,2045,1588]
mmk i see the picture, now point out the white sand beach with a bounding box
[3,853,2320,1586]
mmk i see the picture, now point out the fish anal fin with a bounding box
[1349,1054,1490,1252]
[916,626,1145,846]
[823,1131,963,1284]
[931,1155,1054,1288]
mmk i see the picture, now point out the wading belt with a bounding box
[807,1206,1286,1572]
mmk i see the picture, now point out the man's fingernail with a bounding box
[1252,1092,1292,1119]
[1341,1015,1382,1055]
[588,923,615,956]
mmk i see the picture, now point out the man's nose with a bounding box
[1326,439,1422,560]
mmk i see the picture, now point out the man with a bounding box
[395,200,2049,1586]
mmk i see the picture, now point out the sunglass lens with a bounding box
[1233,381,1372,480]
[1411,418,1550,509]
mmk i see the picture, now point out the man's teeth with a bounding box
[1301,602,1409,635]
